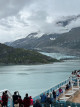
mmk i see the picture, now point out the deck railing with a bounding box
[33,75,80,106]
[0,89,13,107]
[33,79,69,102]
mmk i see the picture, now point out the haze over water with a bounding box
[0,53,80,98]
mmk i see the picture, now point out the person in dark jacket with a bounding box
[52,90,56,100]
[23,93,30,107]
[45,95,52,107]
[33,100,42,107]
[40,93,46,103]
[13,92,18,105]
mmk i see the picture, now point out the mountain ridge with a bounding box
[0,43,58,64]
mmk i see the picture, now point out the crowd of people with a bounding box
[0,80,72,107]
[0,89,62,107]
[72,70,80,76]
[39,80,72,107]
[13,91,33,107]
[0,91,34,107]
[40,88,63,107]
[12,88,63,107]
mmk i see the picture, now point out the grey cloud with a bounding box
[0,0,80,43]
[54,0,80,15]
[28,10,48,23]
[16,14,29,26]
[0,19,14,29]
[0,0,34,18]
[56,15,80,27]
[0,15,29,31]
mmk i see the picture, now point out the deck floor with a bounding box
[58,86,80,103]
[68,90,80,103]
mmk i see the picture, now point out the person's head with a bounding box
[14,92,17,95]
[5,91,7,94]
[26,93,28,98]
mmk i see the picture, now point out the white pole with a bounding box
[63,88,65,100]
[70,75,72,83]
[72,82,73,93]
[77,78,79,88]
[70,76,73,89]
[70,75,73,93]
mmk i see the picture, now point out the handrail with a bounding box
[33,78,69,101]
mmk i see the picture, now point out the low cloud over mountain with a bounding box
[1,0,80,43]
[5,27,80,56]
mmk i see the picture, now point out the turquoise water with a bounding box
[0,59,80,98]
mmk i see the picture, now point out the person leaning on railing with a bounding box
[13,92,18,105]
[23,93,31,107]
[40,93,46,104]
[2,92,8,107]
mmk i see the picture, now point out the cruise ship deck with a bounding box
[33,70,80,107]
[1,70,80,107]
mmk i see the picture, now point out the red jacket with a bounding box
[18,98,23,107]
[2,94,8,106]
[23,97,30,107]
[30,98,33,105]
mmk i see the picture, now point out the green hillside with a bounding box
[0,43,58,64]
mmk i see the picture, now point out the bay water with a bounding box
[0,53,80,98]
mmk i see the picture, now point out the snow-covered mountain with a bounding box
[5,32,60,49]
[5,14,80,56]
[5,27,80,56]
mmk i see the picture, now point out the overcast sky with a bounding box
[0,0,80,43]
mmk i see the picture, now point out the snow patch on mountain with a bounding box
[27,32,44,38]
[50,38,56,40]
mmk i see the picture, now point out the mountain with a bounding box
[5,26,80,56]
[35,27,80,56]
[51,27,80,49]
[0,43,58,64]
[42,27,80,56]
[5,32,60,49]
